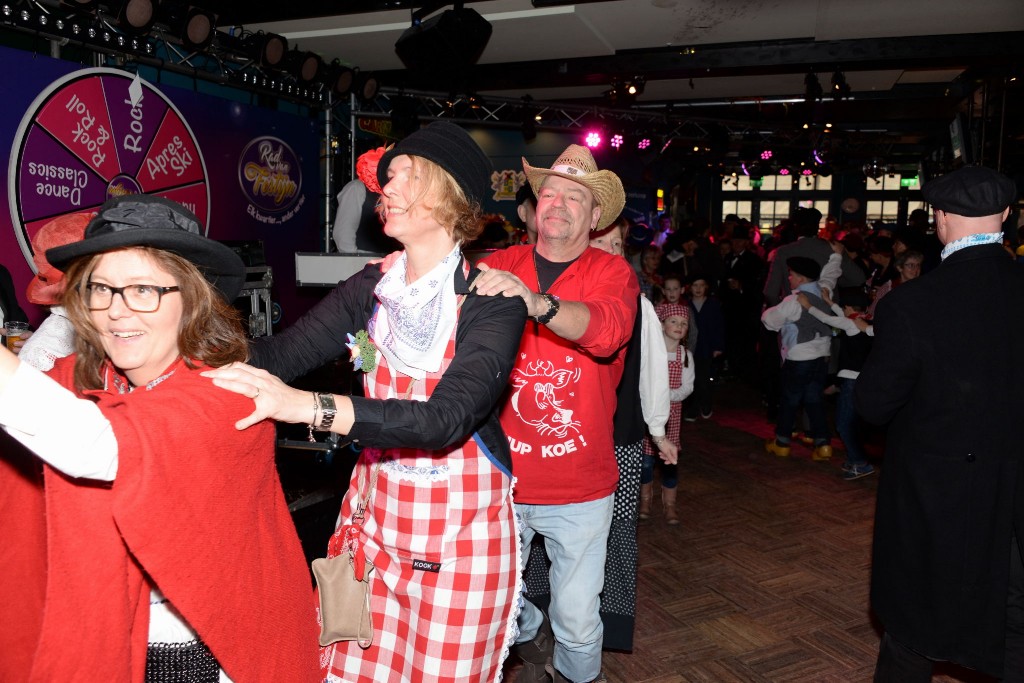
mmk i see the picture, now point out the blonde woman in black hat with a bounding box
[205,121,527,683]
[0,195,319,682]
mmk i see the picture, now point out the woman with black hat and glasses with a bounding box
[0,195,319,682]
[205,121,527,682]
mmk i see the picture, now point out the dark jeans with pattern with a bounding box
[774,356,829,445]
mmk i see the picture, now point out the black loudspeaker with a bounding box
[394,8,492,74]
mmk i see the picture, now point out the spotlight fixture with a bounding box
[638,137,651,150]
[324,61,355,97]
[162,4,217,51]
[804,70,822,103]
[354,71,379,102]
[831,69,851,100]
[605,77,645,106]
[242,31,288,69]
[760,149,773,161]
[585,130,602,148]
[115,0,155,35]
[284,49,322,84]
[611,134,623,149]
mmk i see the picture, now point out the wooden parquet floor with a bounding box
[505,382,996,683]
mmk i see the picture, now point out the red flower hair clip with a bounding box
[356,145,391,194]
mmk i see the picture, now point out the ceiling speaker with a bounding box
[395,8,492,74]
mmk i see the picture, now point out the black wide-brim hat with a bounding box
[376,120,492,207]
[47,195,245,302]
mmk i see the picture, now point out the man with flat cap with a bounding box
[856,165,1024,682]
[473,145,639,683]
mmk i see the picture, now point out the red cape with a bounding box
[3,356,319,682]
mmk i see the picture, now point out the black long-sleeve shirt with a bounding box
[249,259,526,472]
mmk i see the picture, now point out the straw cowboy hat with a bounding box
[523,144,625,230]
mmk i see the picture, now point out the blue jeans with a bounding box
[640,453,678,488]
[516,495,614,683]
[775,357,830,445]
[835,377,869,467]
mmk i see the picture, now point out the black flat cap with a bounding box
[787,256,821,281]
[922,165,1017,217]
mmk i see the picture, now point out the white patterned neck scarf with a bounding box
[371,245,462,379]
[941,231,1003,260]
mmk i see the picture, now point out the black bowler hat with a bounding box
[787,255,822,281]
[47,195,245,302]
[922,165,1017,217]
[376,121,492,207]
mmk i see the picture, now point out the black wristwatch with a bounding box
[532,293,560,325]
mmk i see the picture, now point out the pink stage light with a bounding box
[585,131,602,148]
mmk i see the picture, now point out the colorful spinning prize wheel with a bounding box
[8,67,210,270]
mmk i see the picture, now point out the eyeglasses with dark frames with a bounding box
[85,282,181,312]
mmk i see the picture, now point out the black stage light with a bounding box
[116,0,155,35]
[804,70,823,103]
[285,49,323,83]
[355,71,379,102]
[162,4,216,51]
[324,61,356,97]
[831,69,851,100]
[243,31,288,69]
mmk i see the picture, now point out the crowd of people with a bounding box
[1,120,1022,683]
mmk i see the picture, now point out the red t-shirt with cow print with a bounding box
[483,245,639,504]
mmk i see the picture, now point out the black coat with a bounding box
[855,243,1024,676]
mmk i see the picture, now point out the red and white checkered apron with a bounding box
[643,346,684,454]
[320,301,521,683]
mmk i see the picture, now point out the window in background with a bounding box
[866,200,902,223]
[721,200,753,220]
[759,200,792,227]
[866,174,904,191]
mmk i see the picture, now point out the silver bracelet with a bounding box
[307,392,320,442]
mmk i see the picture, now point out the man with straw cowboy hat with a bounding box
[473,145,639,683]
